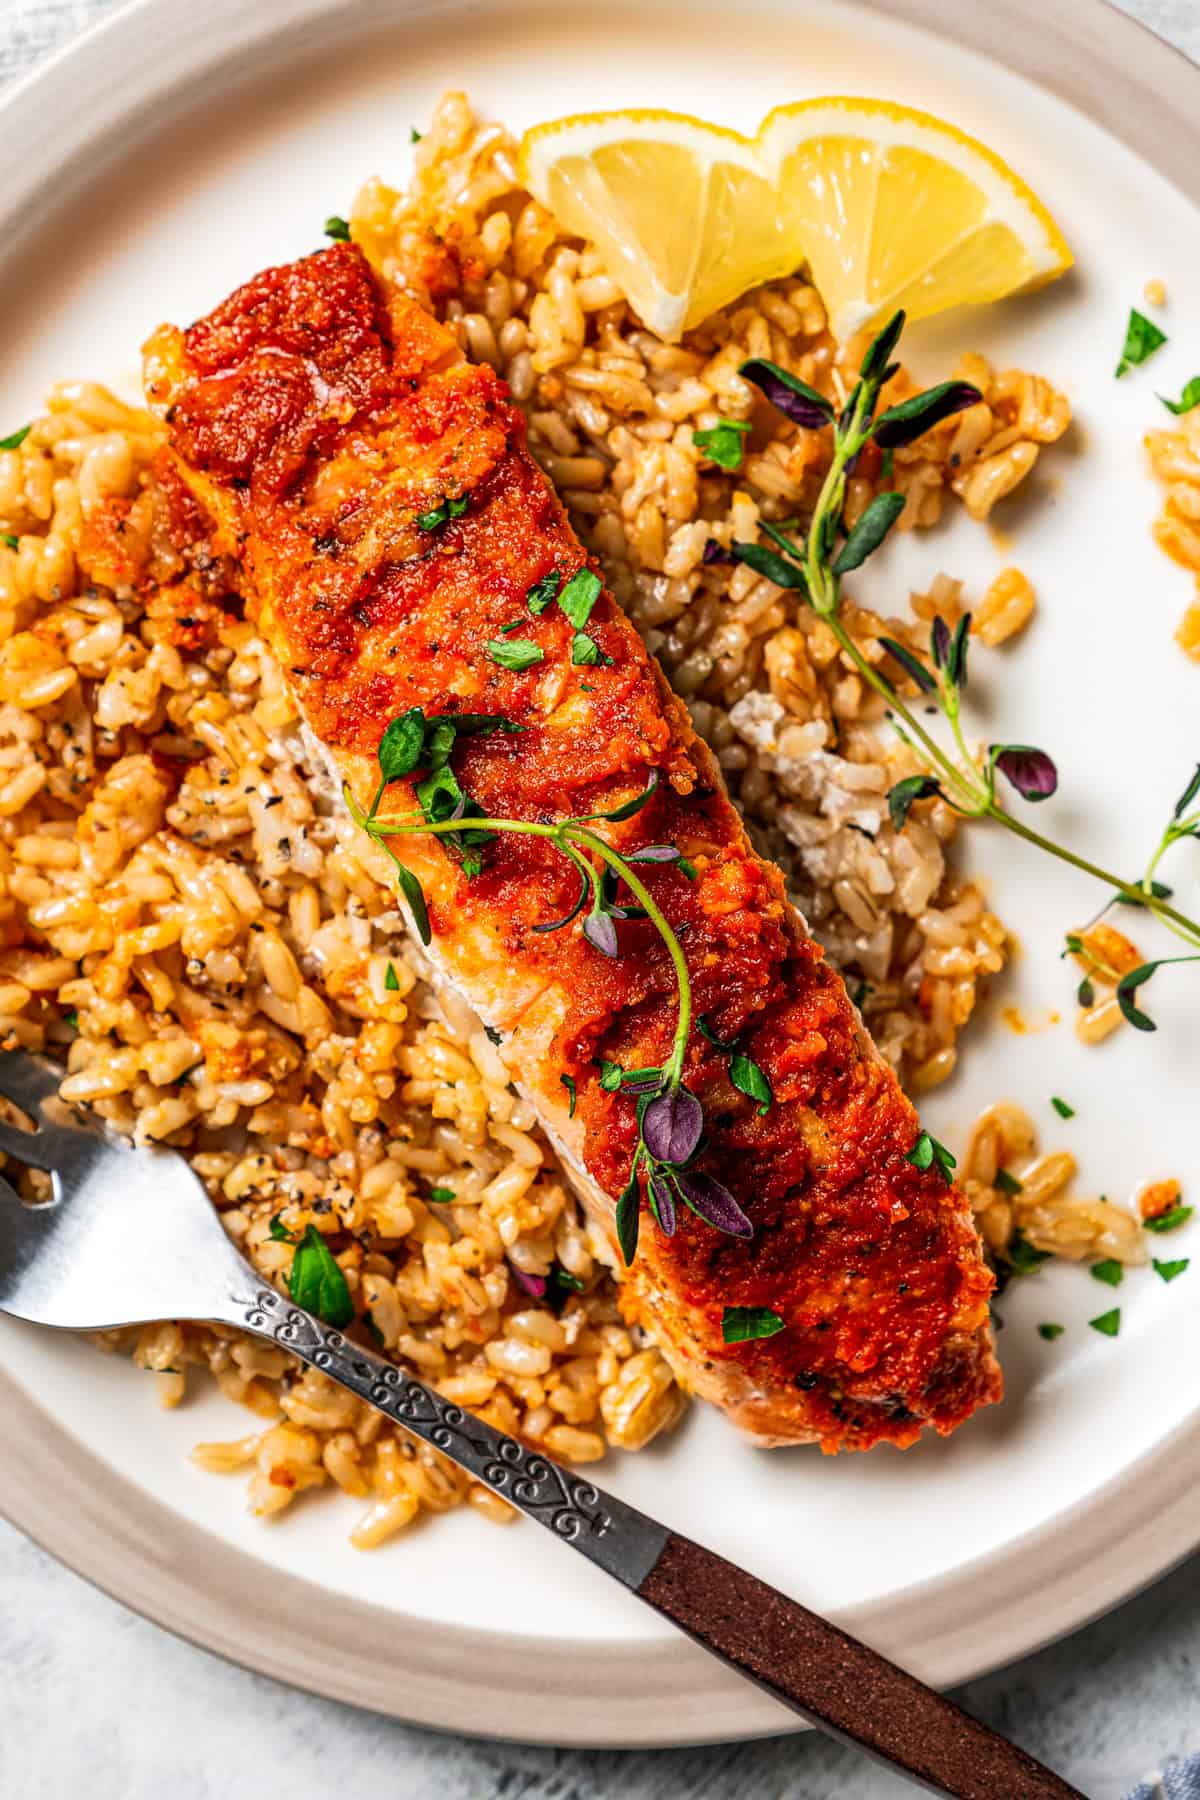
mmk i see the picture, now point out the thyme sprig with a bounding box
[733,311,1200,1035]
[347,711,750,1262]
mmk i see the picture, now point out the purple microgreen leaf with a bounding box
[618,1066,665,1093]
[832,490,906,575]
[641,1086,704,1165]
[888,774,942,832]
[625,843,682,863]
[738,358,835,429]
[583,909,620,958]
[877,635,937,695]
[859,310,906,386]
[673,1170,754,1238]
[872,381,982,448]
[721,1304,784,1344]
[931,616,952,669]
[991,744,1059,803]
[731,539,809,591]
[702,537,736,566]
[508,1262,547,1300]
[615,1171,641,1264]
[648,1168,678,1236]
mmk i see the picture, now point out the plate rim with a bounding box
[1,0,1199,1748]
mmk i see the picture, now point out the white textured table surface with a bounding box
[1,2,1199,1795]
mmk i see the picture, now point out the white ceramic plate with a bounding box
[2,0,1199,1748]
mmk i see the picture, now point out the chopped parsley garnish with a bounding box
[384,961,400,991]
[1090,1258,1124,1288]
[416,493,469,532]
[61,1008,79,1031]
[1115,308,1167,378]
[729,1052,771,1115]
[1037,1322,1065,1341]
[1088,1307,1121,1337]
[323,215,351,242]
[1153,1257,1190,1282]
[1006,1229,1052,1275]
[560,1073,577,1117]
[0,425,30,450]
[571,630,610,666]
[850,980,872,1008]
[596,1058,624,1092]
[288,1225,354,1328]
[487,637,544,671]
[268,1214,296,1242]
[692,418,753,471]
[1050,1096,1075,1120]
[905,1129,956,1183]
[364,1311,386,1348]
[1160,377,1200,416]
[722,1305,785,1344]
[526,568,563,615]
[1,533,17,550]
[1144,1204,1194,1234]
[557,567,602,629]
[994,1168,1024,1196]
[428,1186,456,1204]
[410,126,422,143]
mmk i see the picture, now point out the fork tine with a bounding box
[0,1049,63,1116]
[0,1115,60,1173]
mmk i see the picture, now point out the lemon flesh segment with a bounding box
[534,132,798,340]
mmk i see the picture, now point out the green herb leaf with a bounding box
[859,310,906,387]
[526,568,563,615]
[590,770,660,823]
[1050,1096,1075,1119]
[1,533,17,550]
[1089,1307,1121,1337]
[1037,1322,1065,1341]
[428,1186,455,1204]
[730,540,809,590]
[384,961,400,991]
[560,1073,577,1117]
[487,637,544,671]
[288,1225,355,1328]
[872,381,981,449]
[557,567,602,629]
[1153,1257,1190,1282]
[1007,1229,1052,1275]
[616,1172,641,1265]
[416,495,467,531]
[377,708,427,782]
[1090,1258,1124,1288]
[1144,1204,1195,1234]
[1116,308,1167,377]
[1173,764,1200,819]
[364,1311,386,1348]
[1077,977,1095,1009]
[392,859,431,945]
[571,630,610,666]
[1113,878,1174,910]
[721,1305,785,1344]
[851,980,872,1008]
[0,425,30,451]
[698,1014,738,1054]
[61,1008,79,1031]
[878,635,937,695]
[410,126,422,143]
[832,490,905,574]
[944,613,971,691]
[268,1214,296,1242]
[729,1052,772,1114]
[416,761,464,823]
[888,774,942,832]
[994,1168,1024,1196]
[1160,377,1200,416]
[324,215,351,241]
[692,419,753,471]
[905,1129,956,1182]
[738,359,835,429]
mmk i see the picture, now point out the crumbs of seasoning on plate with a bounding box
[1037,1322,1065,1341]
[1115,307,1167,378]
[1154,1257,1189,1282]
[1090,1258,1123,1288]
[384,961,400,991]
[1088,1307,1121,1337]
[1050,1095,1075,1119]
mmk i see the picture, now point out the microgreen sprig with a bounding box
[732,310,1200,1035]
[347,710,750,1263]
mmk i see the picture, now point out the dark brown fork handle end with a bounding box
[638,1534,1089,1800]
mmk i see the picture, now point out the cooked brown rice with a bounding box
[0,90,1149,1543]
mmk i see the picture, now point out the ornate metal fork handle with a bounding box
[230,1278,668,1587]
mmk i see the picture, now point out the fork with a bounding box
[0,1047,1084,1800]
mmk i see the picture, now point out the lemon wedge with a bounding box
[518,99,1072,342]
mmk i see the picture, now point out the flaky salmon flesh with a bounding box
[143,242,1000,1451]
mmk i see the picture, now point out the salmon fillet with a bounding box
[144,243,1001,1450]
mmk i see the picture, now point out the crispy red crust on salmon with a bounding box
[144,243,1000,1450]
